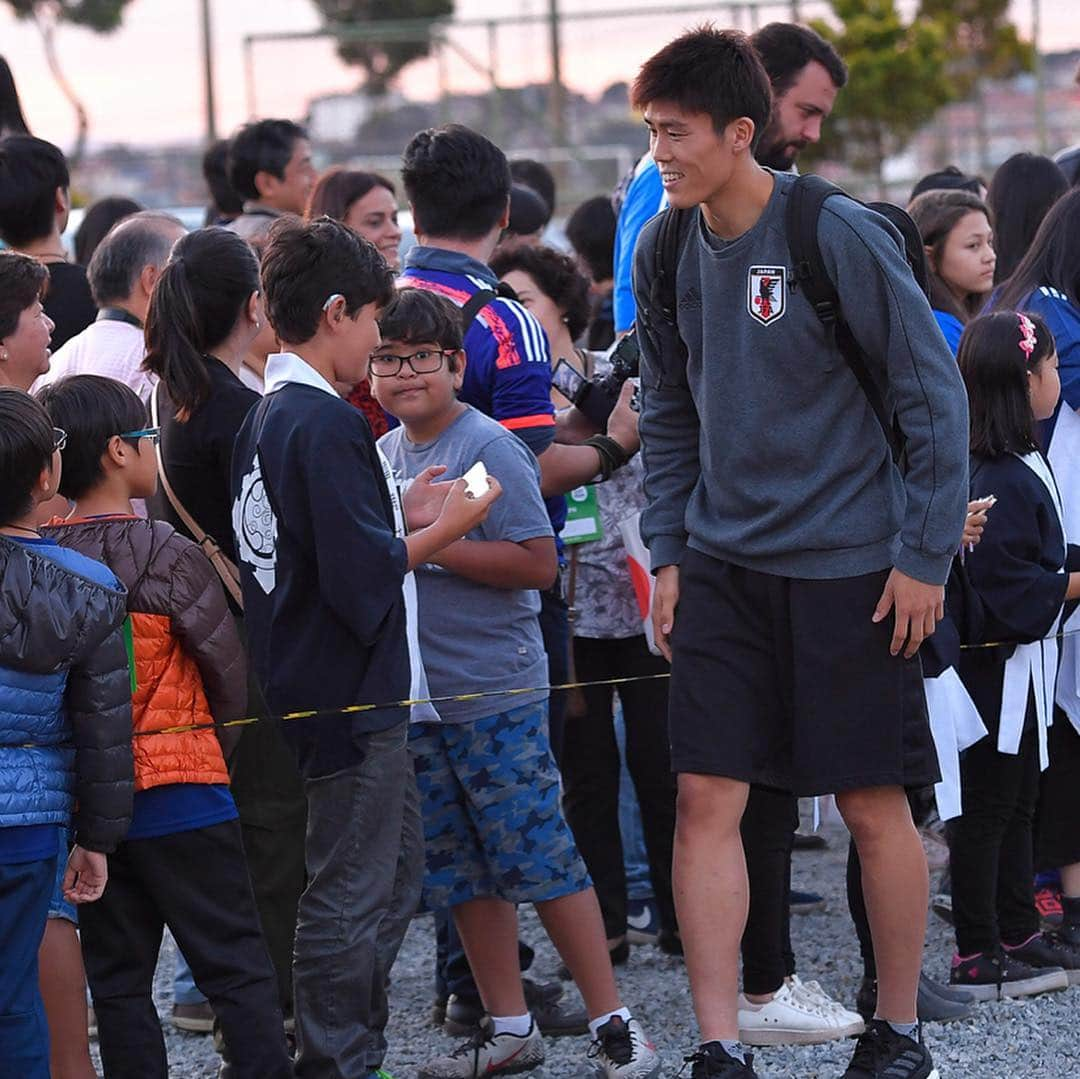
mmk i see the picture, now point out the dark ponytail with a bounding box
[143,227,260,420]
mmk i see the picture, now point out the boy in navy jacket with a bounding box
[232,217,499,1079]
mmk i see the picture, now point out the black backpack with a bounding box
[649,173,932,463]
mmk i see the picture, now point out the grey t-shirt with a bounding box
[378,406,554,723]
[633,169,969,585]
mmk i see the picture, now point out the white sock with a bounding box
[588,1007,632,1040]
[491,1013,532,1037]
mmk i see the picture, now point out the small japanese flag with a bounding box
[618,511,660,656]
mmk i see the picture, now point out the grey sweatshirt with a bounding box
[633,170,969,586]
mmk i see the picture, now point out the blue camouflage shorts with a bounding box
[47,827,76,925]
[410,700,591,911]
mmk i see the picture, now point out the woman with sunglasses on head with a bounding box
[143,226,308,1060]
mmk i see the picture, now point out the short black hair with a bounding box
[910,165,983,202]
[0,387,54,525]
[261,216,396,346]
[227,119,308,202]
[490,244,591,341]
[565,196,616,283]
[402,125,511,241]
[74,196,143,267]
[510,159,556,218]
[378,288,464,356]
[0,250,47,338]
[202,138,244,219]
[631,26,772,143]
[507,184,549,237]
[959,311,1054,458]
[36,375,147,499]
[0,134,68,247]
[750,23,848,97]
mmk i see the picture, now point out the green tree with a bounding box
[918,0,1034,166]
[311,0,454,96]
[6,0,136,162]
[807,0,954,195]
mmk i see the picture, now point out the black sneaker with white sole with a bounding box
[684,1042,758,1078]
[842,1020,938,1079]
[1005,931,1080,986]
[950,948,1069,1001]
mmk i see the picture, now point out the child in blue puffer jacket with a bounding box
[0,387,134,1078]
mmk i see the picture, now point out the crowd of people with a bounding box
[2,17,1080,1079]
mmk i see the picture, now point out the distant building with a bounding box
[306,90,406,143]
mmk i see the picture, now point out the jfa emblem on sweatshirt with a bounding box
[747,266,786,326]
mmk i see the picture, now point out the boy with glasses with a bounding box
[374,287,661,1079]
[39,374,292,1079]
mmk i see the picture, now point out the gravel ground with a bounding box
[93,820,1080,1079]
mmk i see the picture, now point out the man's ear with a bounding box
[727,117,757,155]
[104,435,129,470]
[498,198,511,232]
[253,169,277,200]
[451,349,467,388]
[139,263,159,299]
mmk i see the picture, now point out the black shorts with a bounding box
[668,548,939,796]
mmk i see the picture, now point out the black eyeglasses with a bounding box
[53,427,67,451]
[118,426,161,445]
[368,349,455,378]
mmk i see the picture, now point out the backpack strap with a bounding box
[460,288,498,334]
[649,206,693,326]
[787,174,901,462]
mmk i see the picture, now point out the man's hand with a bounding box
[402,465,452,530]
[652,564,680,661]
[605,380,641,457]
[873,568,945,659]
[63,846,108,904]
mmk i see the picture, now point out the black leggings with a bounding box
[740,786,798,994]
[561,634,677,939]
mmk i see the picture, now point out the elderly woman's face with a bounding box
[1,299,54,390]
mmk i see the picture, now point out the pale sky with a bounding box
[1,0,1078,149]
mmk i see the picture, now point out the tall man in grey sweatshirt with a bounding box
[631,28,968,1079]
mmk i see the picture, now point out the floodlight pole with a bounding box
[200,0,217,142]
[548,0,567,145]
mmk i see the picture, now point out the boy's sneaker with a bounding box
[1035,885,1064,929]
[842,1020,938,1078]
[949,948,1068,1001]
[683,1042,758,1077]
[443,978,587,1037]
[588,1016,661,1078]
[1005,932,1080,985]
[418,1018,545,1078]
[626,898,661,945]
[737,980,862,1045]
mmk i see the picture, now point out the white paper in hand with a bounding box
[463,461,489,499]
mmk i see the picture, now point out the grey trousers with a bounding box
[293,722,424,1078]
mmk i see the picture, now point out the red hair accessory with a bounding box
[1019,313,1037,360]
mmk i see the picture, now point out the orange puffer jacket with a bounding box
[43,515,245,791]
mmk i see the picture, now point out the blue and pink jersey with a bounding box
[400,246,566,536]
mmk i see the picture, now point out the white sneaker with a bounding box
[589,1015,661,1078]
[787,974,865,1032]
[418,1018,545,1077]
[738,980,864,1046]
